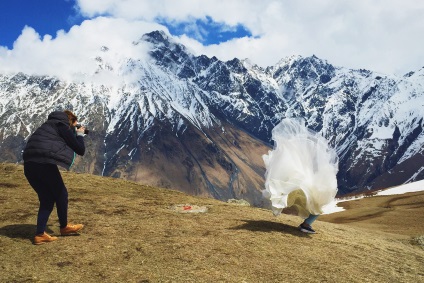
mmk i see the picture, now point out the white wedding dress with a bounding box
[263,118,339,218]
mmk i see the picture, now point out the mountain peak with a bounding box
[274,55,332,70]
[270,54,335,84]
[141,30,170,45]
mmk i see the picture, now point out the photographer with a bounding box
[23,110,86,245]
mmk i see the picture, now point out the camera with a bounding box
[76,124,89,135]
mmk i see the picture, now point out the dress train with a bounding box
[263,118,339,218]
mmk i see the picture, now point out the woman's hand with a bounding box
[76,126,86,136]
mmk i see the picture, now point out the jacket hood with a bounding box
[47,111,69,125]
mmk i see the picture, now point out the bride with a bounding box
[263,118,339,234]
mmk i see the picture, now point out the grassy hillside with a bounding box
[0,163,423,283]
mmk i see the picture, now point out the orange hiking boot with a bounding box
[60,224,84,236]
[34,232,58,245]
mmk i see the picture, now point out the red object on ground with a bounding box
[183,206,192,210]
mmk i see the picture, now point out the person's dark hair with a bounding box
[64,110,78,127]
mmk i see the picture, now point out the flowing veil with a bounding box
[263,118,339,218]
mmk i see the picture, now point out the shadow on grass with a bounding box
[0,224,54,239]
[231,220,311,237]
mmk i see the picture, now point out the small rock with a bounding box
[227,199,250,206]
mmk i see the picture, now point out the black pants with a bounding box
[24,162,68,235]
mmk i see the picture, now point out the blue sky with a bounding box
[158,16,252,46]
[0,0,251,49]
[0,0,423,78]
[0,0,82,49]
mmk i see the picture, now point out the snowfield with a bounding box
[323,179,424,214]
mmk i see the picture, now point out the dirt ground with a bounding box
[0,163,423,283]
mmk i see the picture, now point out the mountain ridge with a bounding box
[0,30,423,202]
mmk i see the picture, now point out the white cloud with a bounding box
[1,0,423,78]
[74,0,424,74]
[0,17,165,83]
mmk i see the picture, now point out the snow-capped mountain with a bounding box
[0,30,423,205]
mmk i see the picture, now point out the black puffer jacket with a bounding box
[23,111,85,169]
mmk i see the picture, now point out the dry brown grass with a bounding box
[0,163,423,283]
[319,191,424,237]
